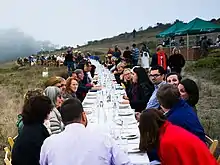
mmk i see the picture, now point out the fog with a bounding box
[0,28,57,62]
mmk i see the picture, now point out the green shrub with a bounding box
[194,57,220,69]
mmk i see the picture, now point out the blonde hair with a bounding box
[156,45,163,52]
[44,76,64,88]
[123,68,131,74]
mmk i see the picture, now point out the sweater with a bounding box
[159,121,218,165]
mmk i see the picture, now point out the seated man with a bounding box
[157,84,206,143]
[40,98,131,165]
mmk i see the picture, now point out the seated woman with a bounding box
[17,89,45,134]
[114,62,125,84]
[121,68,133,98]
[44,76,66,96]
[44,86,65,134]
[122,67,154,112]
[139,109,218,165]
[12,96,52,165]
[178,78,199,113]
[166,72,182,87]
[63,77,79,99]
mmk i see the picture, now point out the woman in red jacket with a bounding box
[139,109,218,165]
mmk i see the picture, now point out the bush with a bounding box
[194,57,220,69]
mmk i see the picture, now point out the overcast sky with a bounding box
[0,0,219,46]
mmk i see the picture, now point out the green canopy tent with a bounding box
[156,22,186,38]
[175,18,220,60]
[175,17,220,35]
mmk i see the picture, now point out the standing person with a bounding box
[40,98,131,165]
[168,47,185,74]
[113,45,122,64]
[131,43,140,67]
[65,47,75,76]
[123,46,132,66]
[151,45,168,73]
[139,43,150,70]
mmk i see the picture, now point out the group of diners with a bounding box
[10,56,218,165]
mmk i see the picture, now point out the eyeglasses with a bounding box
[149,74,161,78]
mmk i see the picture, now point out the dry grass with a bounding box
[0,65,67,163]
[0,59,220,163]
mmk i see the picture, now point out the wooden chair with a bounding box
[7,137,14,150]
[205,135,218,155]
[7,135,17,150]
[217,155,220,164]
[4,147,12,165]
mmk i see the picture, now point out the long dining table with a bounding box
[81,59,160,165]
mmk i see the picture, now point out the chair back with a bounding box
[4,147,12,165]
[205,135,218,155]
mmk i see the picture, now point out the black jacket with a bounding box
[168,54,185,73]
[12,123,50,165]
[128,83,154,112]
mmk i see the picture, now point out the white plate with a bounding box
[115,119,137,125]
[118,110,133,116]
[83,99,95,105]
[128,148,141,153]
[121,134,138,140]
[87,92,97,96]
[119,104,130,109]
[86,95,97,99]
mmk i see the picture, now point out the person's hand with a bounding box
[123,95,129,100]
[113,70,118,74]
[121,100,129,104]
[120,74,124,80]
[135,112,141,121]
[92,86,102,90]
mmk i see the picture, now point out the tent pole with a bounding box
[187,34,189,61]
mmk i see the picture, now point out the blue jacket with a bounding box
[166,99,206,143]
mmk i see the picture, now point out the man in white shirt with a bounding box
[40,98,131,165]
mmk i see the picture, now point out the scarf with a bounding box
[157,51,167,70]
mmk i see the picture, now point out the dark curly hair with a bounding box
[22,96,52,125]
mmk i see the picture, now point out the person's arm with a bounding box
[130,84,153,110]
[49,111,63,134]
[160,142,182,165]
[180,55,185,68]
[40,140,49,165]
[108,136,132,165]
[150,54,157,67]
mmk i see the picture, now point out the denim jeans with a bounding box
[66,61,75,76]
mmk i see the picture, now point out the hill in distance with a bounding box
[78,18,220,54]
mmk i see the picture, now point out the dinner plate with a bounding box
[83,99,95,105]
[127,148,141,153]
[115,119,137,125]
[121,134,138,140]
[119,104,130,109]
[118,110,133,116]
[86,95,97,99]
[87,92,97,96]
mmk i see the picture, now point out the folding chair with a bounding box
[205,135,218,155]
